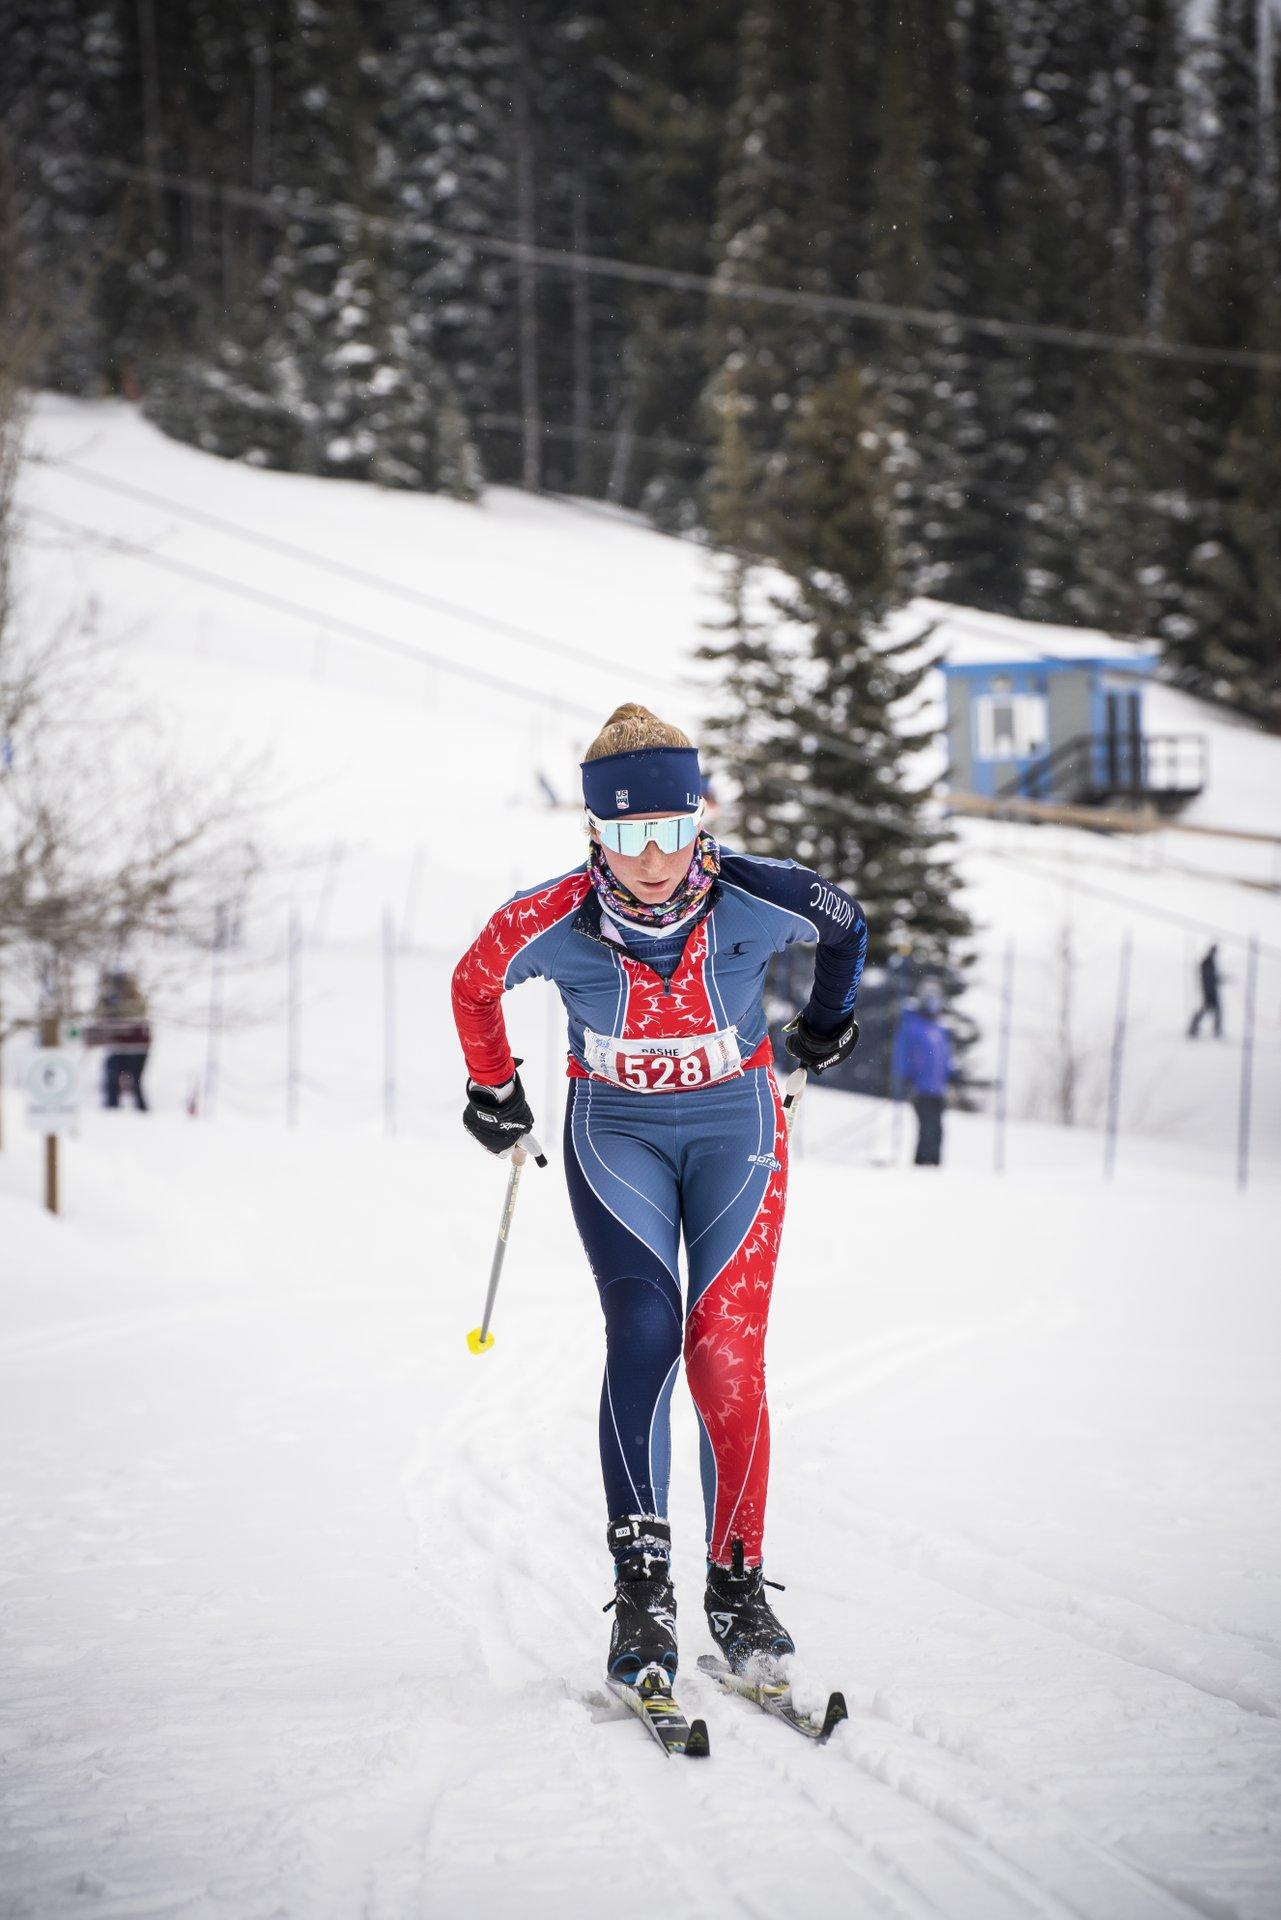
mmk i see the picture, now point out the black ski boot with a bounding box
[705,1537,795,1674]
[604,1515,678,1682]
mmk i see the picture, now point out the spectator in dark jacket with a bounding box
[86,970,152,1110]
[891,982,953,1167]
[1187,944,1222,1040]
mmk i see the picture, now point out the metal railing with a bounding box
[997,732,1207,806]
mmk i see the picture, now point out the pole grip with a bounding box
[781,1067,807,1136]
[518,1132,547,1168]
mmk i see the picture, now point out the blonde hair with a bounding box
[584,703,692,760]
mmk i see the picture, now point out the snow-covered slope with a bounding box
[1,1096,1278,1920]
[12,396,1281,1168]
[4,399,1279,1919]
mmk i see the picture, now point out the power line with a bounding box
[18,473,1041,830]
[29,453,669,692]
[963,840,1281,962]
[21,505,605,727]
[90,155,1281,375]
[475,411,702,462]
[21,502,962,867]
[23,453,953,792]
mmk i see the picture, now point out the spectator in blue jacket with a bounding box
[892,981,953,1167]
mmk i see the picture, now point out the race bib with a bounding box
[583,1026,743,1094]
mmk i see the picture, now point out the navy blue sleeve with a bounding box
[718,850,869,1036]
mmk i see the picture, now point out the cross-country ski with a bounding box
[696,1656,848,1744]
[606,1668,711,1759]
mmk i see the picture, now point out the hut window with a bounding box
[974,691,1048,761]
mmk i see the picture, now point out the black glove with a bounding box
[462,1064,544,1163]
[783,1011,859,1076]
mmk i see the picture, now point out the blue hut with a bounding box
[942,654,1206,810]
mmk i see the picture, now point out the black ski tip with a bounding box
[819,1691,848,1742]
[685,1717,711,1758]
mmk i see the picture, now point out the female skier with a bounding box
[451,705,867,1684]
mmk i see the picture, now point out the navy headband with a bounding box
[581,746,703,820]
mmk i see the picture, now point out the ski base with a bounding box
[606,1666,710,1757]
[697,1654,847,1743]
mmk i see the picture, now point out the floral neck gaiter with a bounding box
[589,831,720,932]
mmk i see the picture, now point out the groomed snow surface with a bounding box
[3,398,1279,1917]
[3,1099,1279,1920]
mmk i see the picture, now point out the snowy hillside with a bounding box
[3,398,1279,1918]
[10,396,1281,1170]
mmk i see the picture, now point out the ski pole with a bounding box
[466,1133,545,1355]
[781,1067,807,1137]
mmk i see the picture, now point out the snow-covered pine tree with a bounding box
[1021,350,1176,636]
[513,2,630,498]
[146,0,480,496]
[997,0,1188,633]
[705,363,970,971]
[601,0,737,523]
[1145,0,1280,718]
[1181,298,1281,728]
[2,0,125,393]
[375,0,514,485]
[859,0,990,605]
[698,360,801,847]
[702,0,820,555]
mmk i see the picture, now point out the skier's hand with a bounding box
[463,1066,539,1160]
[783,1011,859,1076]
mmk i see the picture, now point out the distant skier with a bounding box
[452,704,867,1686]
[85,970,152,1110]
[1187,944,1223,1040]
[891,980,953,1167]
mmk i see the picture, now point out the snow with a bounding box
[4,397,1280,1916]
[2,1099,1278,1918]
[901,597,1161,670]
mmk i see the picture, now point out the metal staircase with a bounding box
[997,732,1207,811]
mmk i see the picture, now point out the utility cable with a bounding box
[22,505,604,726]
[961,839,1281,962]
[87,156,1281,375]
[29,453,669,693]
[25,454,957,795]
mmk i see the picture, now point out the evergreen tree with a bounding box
[1181,300,1281,726]
[702,0,821,554]
[1021,350,1175,636]
[704,364,970,968]
[602,0,737,522]
[2,0,126,392]
[698,360,799,842]
[376,0,514,426]
[144,0,481,495]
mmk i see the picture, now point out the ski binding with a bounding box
[697,1654,847,1743]
[606,1664,710,1757]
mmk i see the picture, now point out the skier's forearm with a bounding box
[805,897,868,1033]
[451,944,517,1086]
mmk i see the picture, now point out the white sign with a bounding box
[26,1050,81,1130]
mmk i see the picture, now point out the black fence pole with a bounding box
[204,902,227,1119]
[1237,935,1259,1194]
[1103,931,1133,1182]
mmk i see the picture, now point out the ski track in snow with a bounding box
[3,1165,1279,1920]
[2,1123,1279,1916]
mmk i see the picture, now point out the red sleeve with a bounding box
[451,873,588,1085]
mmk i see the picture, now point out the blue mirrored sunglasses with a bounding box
[588,805,703,857]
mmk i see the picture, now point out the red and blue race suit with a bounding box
[452,848,867,1566]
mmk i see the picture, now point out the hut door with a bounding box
[1105,689,1142,790]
